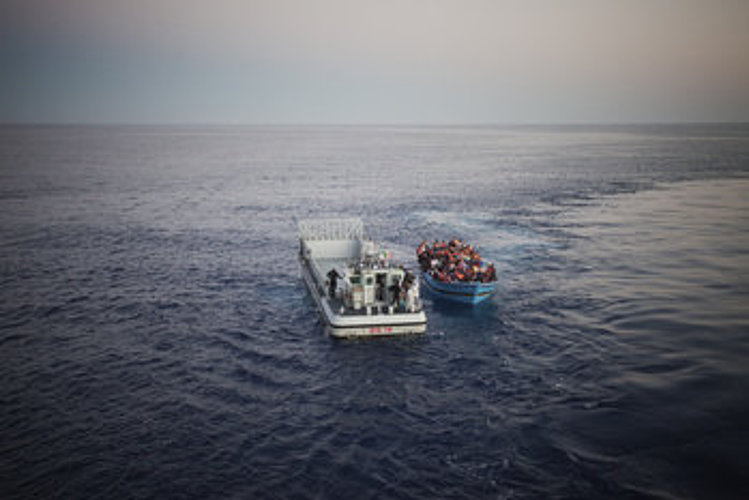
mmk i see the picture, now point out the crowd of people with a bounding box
[416,239,496,284]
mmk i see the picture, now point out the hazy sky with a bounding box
[2,0,748,123]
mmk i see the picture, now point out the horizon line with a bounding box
[2,120,749,128]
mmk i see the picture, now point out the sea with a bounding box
[1,124,748,500]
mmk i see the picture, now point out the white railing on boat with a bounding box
[298,218,364,241]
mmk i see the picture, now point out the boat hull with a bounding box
[422,272,497,304]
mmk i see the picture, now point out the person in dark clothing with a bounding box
[389,279,401,308]
[327,268,341,298]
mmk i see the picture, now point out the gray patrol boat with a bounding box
[298,218,427,338]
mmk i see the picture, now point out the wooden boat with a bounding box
[422,271,497,304]
[416,239,498,305]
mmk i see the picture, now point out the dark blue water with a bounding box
[1,124,748,499]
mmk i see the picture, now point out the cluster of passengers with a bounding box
[416,239,497,283]
[326,267,420,312]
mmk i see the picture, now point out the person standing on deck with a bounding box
[389,277,401,309]
[327,268,341,298]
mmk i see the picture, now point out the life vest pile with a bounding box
[416,239,497,283]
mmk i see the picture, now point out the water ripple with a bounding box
[1,126,748,499]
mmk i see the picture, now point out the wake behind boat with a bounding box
[416,239,498,304]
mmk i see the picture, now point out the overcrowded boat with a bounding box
[299,218,427,337]
[416,239,498,304]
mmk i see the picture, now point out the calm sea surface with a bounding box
[1,124,748,499]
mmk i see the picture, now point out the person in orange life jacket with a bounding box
[484,264,497,282]
[417,240,428,256]
[467,266,477,281]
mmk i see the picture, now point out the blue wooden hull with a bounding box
[422,272,497,304]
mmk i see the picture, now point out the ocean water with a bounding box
[1,124,748,499]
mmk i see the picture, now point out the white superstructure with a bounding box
[298,218,427,338]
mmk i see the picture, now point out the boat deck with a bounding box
[315,257,408,316]
[314,257,347,277]
[326,295,405,316]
